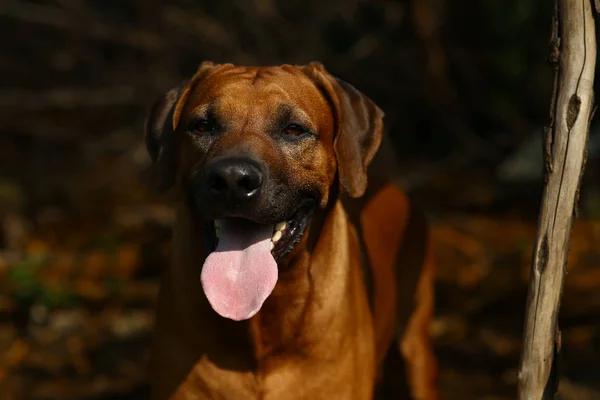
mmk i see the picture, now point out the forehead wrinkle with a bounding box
[215,66,256,80]
[252,68,279,84]
[254,80,293,101]
[187,66,332,134]
[256,80,327,130]
[248,83,319,132]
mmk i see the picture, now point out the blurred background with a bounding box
[1,0,600,399]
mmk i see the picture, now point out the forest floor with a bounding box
[1,145,600,400]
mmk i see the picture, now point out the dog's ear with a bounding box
[303,62,384,198]
[144,81,188,193]
[144,61,216,192]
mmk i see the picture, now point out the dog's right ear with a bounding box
[144,61,216,193]
[144,81,188,193]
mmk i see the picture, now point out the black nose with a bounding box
[205,158,263,204]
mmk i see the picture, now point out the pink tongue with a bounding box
[201,219,278,321]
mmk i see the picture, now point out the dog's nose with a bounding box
[205,159,263,203]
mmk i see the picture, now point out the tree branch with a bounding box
[517,0,596,398]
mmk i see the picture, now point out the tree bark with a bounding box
[517,0,596,399]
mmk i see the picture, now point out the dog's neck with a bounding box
[164,194,363,361]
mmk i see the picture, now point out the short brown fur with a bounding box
[146,62,438,399]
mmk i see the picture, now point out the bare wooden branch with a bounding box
[517,0,596,398]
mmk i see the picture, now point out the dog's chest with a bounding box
[171,350,373,400]
[259,357,374,400]
[171,361,257,399]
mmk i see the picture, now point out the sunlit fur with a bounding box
[145,62,438,400]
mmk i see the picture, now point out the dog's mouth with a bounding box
[204,201,315,261]
[200,201,315,322]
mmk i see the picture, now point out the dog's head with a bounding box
[145,62,384,321]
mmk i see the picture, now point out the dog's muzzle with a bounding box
[195,157,264,216]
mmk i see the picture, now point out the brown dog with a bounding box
[145,62,438,399]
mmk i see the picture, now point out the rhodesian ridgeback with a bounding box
[144,62,438,399]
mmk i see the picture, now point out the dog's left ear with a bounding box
[303,62,384,198]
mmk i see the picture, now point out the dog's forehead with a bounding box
[187,65,332,124]
[205,65,313,91]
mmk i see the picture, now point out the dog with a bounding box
[144,62,438,399]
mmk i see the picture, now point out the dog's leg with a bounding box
[353,182,438,399]
[398,251,438,400]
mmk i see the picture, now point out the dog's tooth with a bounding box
[214,220,222,238]
[269,241,274,251]
[272,230,282,243]
[275,222,287,232]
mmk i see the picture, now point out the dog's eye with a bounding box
[283,124,308,137]
[189,119,216,135]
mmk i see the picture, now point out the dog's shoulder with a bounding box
[341,130,431,351]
